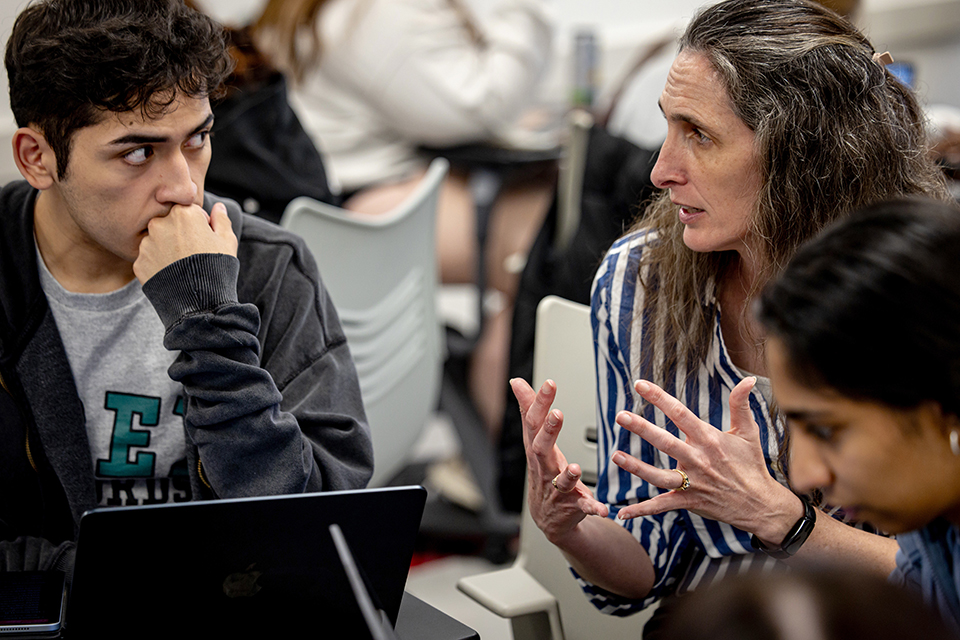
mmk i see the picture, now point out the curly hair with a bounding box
[634,0,949,385]
[5,0,233,179]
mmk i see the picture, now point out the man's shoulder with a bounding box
[0,181,41,296]
[203,193,321,299]
[0,180,37,222]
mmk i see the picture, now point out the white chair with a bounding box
[280,158,449,487]
[457,295,653,639]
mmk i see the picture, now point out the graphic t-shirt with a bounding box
[37,249,191,506]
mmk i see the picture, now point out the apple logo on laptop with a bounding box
[223,563,263,598]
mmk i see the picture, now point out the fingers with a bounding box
[514,378,557,444]
[208,202,227,227]
[578,492,610,518]
[526,379,557,430]
[552,463,581,493]
[510,377,537,414]
[615,410,689,462]
[530,407,564,466]
[616,492,688,520]
[612,450,687,490]
[549,464,610,518]
[209,203,239,255]
[728,376,759,438]
[634,379,707,440]
[611,451,693,520]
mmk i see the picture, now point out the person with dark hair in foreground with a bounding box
[659,566,957,640]
[758,197,960,633]
[511,0,950,632]
[0,0,373,573]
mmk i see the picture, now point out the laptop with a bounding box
[65,485,427,639]
[329,523,400,640]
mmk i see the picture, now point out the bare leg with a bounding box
[343,165,555,441]
[342,168,477,285]
[469,170,555,439]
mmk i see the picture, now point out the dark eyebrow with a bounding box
[107,113,215,147]
[783,409,834,423]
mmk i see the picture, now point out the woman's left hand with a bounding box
[612,377,801,542]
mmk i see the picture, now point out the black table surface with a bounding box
[397,591,481,640]
[4,590,480,640]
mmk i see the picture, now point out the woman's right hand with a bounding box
[511,378,609,546]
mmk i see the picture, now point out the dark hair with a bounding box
[5,0,233,179]
[636,0,948,386]
[758,198,960,416]
[658,566,957,640]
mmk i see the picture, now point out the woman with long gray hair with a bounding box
[511,0,950,631]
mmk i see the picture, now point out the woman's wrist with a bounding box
[752,494,817,559]
[752,489,807,547]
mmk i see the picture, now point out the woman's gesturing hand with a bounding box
[511,378,609,546]
[611,378,800,542]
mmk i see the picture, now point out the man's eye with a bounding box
[186,130,210,149]
[124,147,152,165]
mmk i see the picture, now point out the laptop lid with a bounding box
[66,485,426,639]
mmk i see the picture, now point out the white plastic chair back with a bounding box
[280,158,448,486]
[526,296,648,638]
[458,295,651,639]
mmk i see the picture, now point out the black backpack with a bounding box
[207,71,338,224]
[497,127,659,512]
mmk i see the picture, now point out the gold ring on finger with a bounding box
[552,474,562,491]
[674,468,690,491]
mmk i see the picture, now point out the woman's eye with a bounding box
[123,146,152,165]
[691,128,710,144]
[805,424,836,442]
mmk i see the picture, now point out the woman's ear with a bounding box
[942,408,960,434]
[12,126,57,190]
[917,400,960,441]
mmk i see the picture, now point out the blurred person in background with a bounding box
[658,565,957,640]
[253,0,557,437]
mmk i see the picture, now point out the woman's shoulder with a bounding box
[591,227,659,322]
[609,226,659,255]
[594,228,658,287]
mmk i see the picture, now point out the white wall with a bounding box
[0,0,28,183]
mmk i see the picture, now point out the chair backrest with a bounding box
[522,295,652,639]
[532,296,598,482]
[280,158,449,486]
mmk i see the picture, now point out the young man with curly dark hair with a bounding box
[0,0,373,573]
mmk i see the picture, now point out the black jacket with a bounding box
[0,182,373,568]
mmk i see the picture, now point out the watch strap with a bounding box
[751,494,817,560]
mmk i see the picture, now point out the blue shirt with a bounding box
[891,519,960,633]
[580,228,786,614]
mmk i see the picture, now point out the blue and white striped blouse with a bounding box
[579,228,787,614]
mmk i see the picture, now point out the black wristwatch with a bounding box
[751,494,817,560]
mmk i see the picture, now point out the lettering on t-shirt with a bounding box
[93,392,192,506]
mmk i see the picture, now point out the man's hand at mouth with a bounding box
[133,202,238,285]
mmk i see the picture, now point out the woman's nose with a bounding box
[789,431,833,494]
[650,135,685,190]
